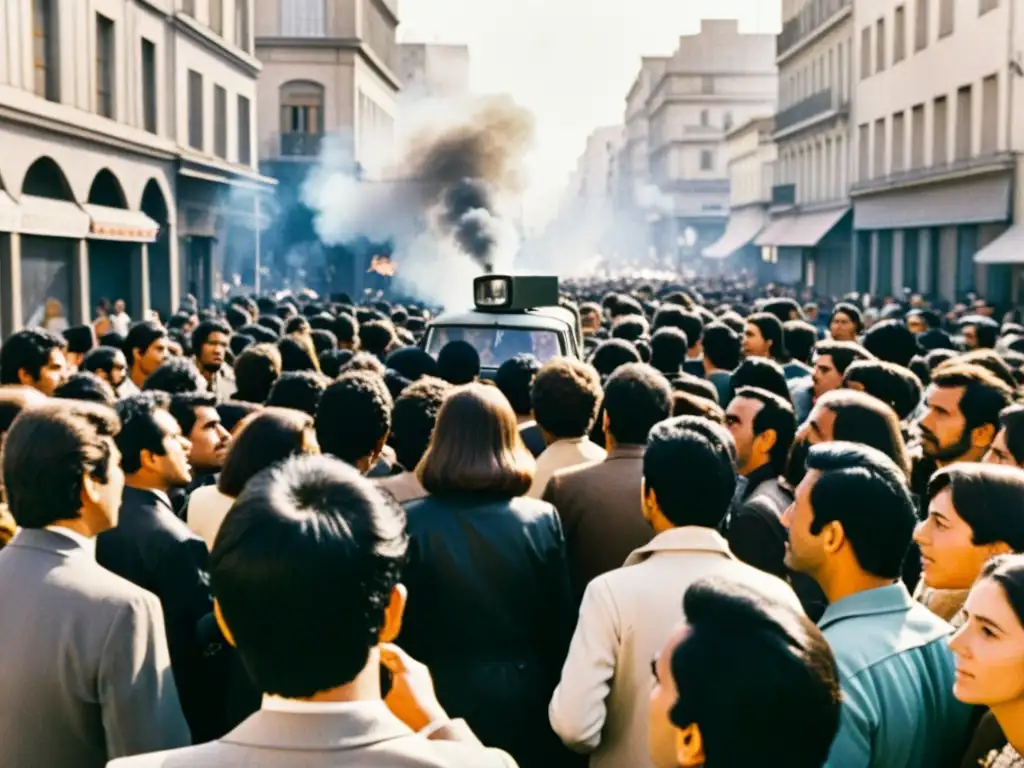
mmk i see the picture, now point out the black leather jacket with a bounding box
[399,492,577,768]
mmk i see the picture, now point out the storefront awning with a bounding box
[17,195,90,239]
[82,204,160,243]
[702,208,766,259]
[853,174,1011,230]
[0,190,18,233]
[974,225,1024,265]
[755,207,849,248]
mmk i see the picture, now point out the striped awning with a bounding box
[702,208,766,259]
[82,204,160,243]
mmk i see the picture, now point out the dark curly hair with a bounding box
[531,357,603,439]
[316,372,394,466]
[390,377,452,471]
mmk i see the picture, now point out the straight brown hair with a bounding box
[417,383,534,497]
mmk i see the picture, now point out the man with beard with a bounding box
[81,346,130,396]
[97,393,216,740]
[191,320,236,402]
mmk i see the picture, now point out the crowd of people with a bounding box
[2,280,1024,767]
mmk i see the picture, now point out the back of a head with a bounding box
[652,305,703,348]
[210,454,408,697]
[862,319,919,368]
[702,322,741,371]
[644,416,736,529]
[805,442,918,579]
[2,400,120,529]
[266,370,329,417]
[494,354,541,417]
[316,372,393,465]
[143,357,206,395]
[359,319,397,358]
[784,320,818,364]
[611,314,649,343]
[0,386,49,438]
[817,388,910,477]
[649,327,689,376]
[385,346,438,382]
[603,363,673,446]
[670,577,841,768]
[589,338,642,378]
[278,336,321,374]
[843,359,922,422]
[234,344,283,403]
[729,357,792,404]
[437,340,480,385]
[531,357,602,440]
[953,349,1018,391]
[763,297,804,324]
[390,377,452,472]
[54,372,117,407]
[672,390,725,423]
[218,408,317,498]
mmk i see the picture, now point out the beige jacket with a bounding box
[528,437,606,499]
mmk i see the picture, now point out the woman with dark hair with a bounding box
[950,555,1024,767]
[186,408,319,549]
[987,405,1024,468]
[829,302,864,342]
[914,464,1024,625]
[401,383,574,768]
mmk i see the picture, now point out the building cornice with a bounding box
[173,12,262,78]
[776,3,852,68]
[256,37,401,91]
[849,153,1016,198]
[772,108,849,143]
[648,93,775,120]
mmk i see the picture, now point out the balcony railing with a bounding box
[772,183,797,207]
[280,132,323,157]
[774,88,848,135]
[778,0,851,60]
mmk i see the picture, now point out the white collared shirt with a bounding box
[44,525,96,558]
[261,695,380,715]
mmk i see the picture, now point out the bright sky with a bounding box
[398,0,781,227]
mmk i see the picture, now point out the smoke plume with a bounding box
[301,94,534,304]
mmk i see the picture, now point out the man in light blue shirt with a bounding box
[783,442,972,768]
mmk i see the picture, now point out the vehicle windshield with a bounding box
[425,326,563,367]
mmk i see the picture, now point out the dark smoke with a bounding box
[441,179,502,271]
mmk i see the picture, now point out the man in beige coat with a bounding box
[549,418,801,768]
[110,454,514,768]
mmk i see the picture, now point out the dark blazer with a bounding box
[108,703,517,767]
[0,529,189,767]
[723,464,790,579]
[542,445,653,602]
[519,421,546,458]
[97,486,218,742]
[400,493,575,768]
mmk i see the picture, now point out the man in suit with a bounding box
[109,454,516,767]
[0,400,189,768]
[549,417,801,768]
[96,393,216,741]
[543,363,672,601]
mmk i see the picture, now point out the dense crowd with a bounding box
[2,280,1024,767]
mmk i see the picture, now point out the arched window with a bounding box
[280,81,324,135]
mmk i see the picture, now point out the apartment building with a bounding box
[755,0,854,295]
[0,0,269,336]
[851,0,1024,305]
[703,117,778,279]
[397,42,470,100]
[255,0,399,295]
[646,20,777,267]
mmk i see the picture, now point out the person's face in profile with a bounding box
[984,428,1020,467]
[136,337,170,378]
[812,355,843,400]
[741,323,770,359]
[21,348,69,397]
[648,623,698,768]
[781,469,829,579]
[188,407,231,473]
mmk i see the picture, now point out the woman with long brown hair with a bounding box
[399,383,575,768]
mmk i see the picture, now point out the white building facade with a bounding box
[397,42,470,100]
[0,0,270,336]
[755,0,854,294]
[646,20,777,267]
[851,0,1024,306]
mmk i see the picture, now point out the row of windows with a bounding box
[779,37,851,112]
[187,70,253,164]
[777,134,848,203]
[857,73,1000,180]
[181,0,251,52]
[861,0,998,81]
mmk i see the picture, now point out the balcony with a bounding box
[279,132,323,158]
[773,88,848,138]
[772,184,797,207]
[777,0,851,63]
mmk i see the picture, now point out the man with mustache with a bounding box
[191,320,236,402]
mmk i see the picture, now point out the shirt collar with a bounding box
[43,525,96,559]
[623,526,735,567]
[819,582,913,630]
[261,695,382,715]
[742,464,780,498]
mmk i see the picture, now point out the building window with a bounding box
[939,0,954,37]
[188,70,203,150]
[858,123,870,181]
[141,39,157,133]
[911,103,925,168]
[238,95,252,165]
[980,0,999,14]
[281,0,325,37]
[95,14,115,119]
[214,85,227,159]
[955,85,973,160]
[32,0,59,101]
[876,18,886,72]
[873,118,886,178]
[700,109,709,127]
[981,74,999,153]
[934,95,949,165]
[700,150,714,171]
[915,0,929,51]
[893,111,906,172]
[209,0,223,35]
[723,111,733,131]
[860,26,872,79]
[701,76,714,94]
[235,0,249,51]
[280,81,324,134]
[894,5,906,63]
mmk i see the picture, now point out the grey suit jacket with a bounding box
[0,529,190,768]
[107,702,518,767]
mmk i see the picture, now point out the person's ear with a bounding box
[753,428,777,459]
[214,600,237,647]
[16,369,34,387]
[81,471,104,509]
[676,723,705,767]
[379,584,407,643]
[603,409,611,433]
[823,520,846,555]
